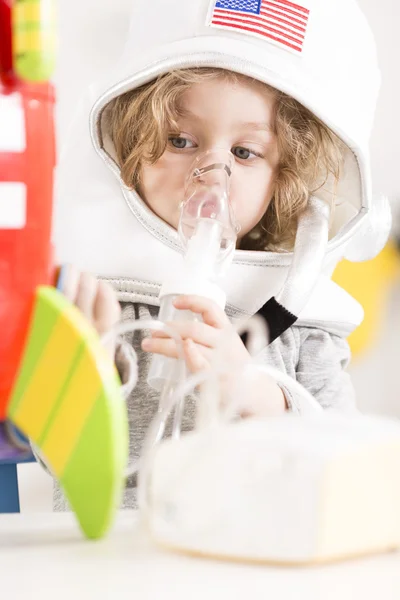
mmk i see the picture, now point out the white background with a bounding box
[18,0,400,510]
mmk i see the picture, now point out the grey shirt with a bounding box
[53,300,356,510]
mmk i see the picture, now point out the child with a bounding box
[53,0,388,509]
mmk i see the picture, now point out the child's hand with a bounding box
[141,295,287,417]
[59,265,121,358]
[142,295,249,372]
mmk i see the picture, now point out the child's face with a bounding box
[139,77,280,241]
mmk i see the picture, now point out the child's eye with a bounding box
[232,146,262,160]
[168,136,196,149]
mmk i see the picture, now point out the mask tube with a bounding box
[147,149,239,393]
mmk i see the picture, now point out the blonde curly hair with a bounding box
[108,68,344,251]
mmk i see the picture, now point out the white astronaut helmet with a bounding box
[55,0,391,341]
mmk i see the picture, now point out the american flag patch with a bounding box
[207,0,311,54]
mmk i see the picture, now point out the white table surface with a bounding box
[1,512,400,600]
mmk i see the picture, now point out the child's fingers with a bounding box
[151,320,219,348]
[183,339,209,373]
[93,280,121,334]
[75,272,98,321]
[173,295,230,328]
[142,337,212,364]
[142,337,181,358]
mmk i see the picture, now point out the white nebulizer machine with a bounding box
[147,149,239,392]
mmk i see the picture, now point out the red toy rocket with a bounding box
[0,0,128,539]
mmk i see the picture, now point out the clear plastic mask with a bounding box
[179,149,240,265]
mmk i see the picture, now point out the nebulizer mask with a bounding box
[147,149,240,393]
